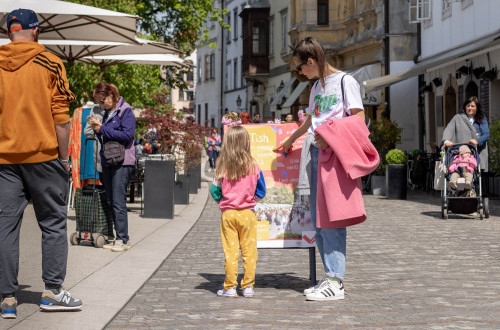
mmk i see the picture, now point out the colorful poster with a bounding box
[241,123,316,248]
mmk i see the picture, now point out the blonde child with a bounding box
[210,126,266,298]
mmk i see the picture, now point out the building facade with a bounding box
[419,0,500,150]
[195,0,224,128]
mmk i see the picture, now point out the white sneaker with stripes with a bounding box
[305,278,344,301]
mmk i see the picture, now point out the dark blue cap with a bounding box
[7,9,40,33]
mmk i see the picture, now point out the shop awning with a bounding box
[363,31,500,92]
[348,64,381,105]
[281,81,309,108]
[270,77,296,106]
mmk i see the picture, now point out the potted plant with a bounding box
[141,92,207,213]
[369,118,403,195]
[488,118,500,196]
[385,149,408,199]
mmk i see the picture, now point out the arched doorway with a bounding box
[444,86,456,126]
[465,81,478,100]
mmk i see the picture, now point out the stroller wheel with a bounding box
[479,208,484,220]
[484,198,490,219]
[442,206,448,220]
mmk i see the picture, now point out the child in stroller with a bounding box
[447,145,477,191]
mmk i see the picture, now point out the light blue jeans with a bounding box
[310,146,346,279]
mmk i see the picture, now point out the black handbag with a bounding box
[103,140,125,166]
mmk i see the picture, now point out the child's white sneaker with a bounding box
[242,287,255,298]
[217,286,237,297]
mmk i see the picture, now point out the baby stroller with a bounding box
[441,143,489,220]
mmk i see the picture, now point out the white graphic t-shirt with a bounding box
[307,71,364,134]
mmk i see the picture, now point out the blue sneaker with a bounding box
[40,288,82,311]
[1,297,17,319]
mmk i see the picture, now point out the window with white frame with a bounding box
[210,54,215,79]
[226,13,231,43]
[233,8,238,40]
[281,10,287,52]
[252,22,266,54]
[197,58,202,83]
[204,55,211,81]
[233,59,238,89]
[409,0,431,23]
[241,56,246,87]
[269,18,274,56]
[442,0,452,19]
[225,61,231,90]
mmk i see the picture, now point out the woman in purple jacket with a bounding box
[87,82,136,252]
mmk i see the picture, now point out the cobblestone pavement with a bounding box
[107,191,500,329]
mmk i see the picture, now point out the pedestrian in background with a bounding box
[441,96,489,171]
[274,36,368,301]
[207,127,221,172]
[210,126,266,298]
[285,113,294,122]
[87,82,136,253]
[239,111,252,124]
[253,112,262,123]
[0,9,82,317]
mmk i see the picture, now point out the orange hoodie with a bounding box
[0,41,75,164]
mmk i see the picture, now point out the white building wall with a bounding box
[224,0,247,114]
[267,0,292,121]
[390,61,419,151]
[421,0,500,59]
[195,0,223,128]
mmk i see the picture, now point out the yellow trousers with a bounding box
[220,209,258,290]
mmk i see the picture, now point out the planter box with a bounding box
[144,160,175,219]
[386,164,407,200]
[371,175,386,196]
[174,174,190,205]
[188,165,200,194]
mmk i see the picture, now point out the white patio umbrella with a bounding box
[0,0,139,43]
[83,53,191,68]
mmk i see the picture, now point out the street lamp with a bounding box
[236,95,242,110]
[277,80,285,93]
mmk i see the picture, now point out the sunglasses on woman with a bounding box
[296,60,308,72]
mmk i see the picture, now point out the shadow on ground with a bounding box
[196,272,311,294]
[16,285,42,306]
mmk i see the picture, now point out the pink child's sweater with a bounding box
[449,154,477,173]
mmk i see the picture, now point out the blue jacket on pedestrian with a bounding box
[98,97,136,167]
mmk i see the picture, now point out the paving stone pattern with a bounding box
[107,192,500,329]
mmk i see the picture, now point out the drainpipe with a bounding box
[220,0,225,127]
[383,0,390,119]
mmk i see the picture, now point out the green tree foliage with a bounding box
[136,0,229,53]
[62,0,226,112]
[488,119,500,176]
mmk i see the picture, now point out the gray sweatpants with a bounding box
[0,159,69,294]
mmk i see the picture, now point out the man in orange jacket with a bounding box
[0,9,82,319]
